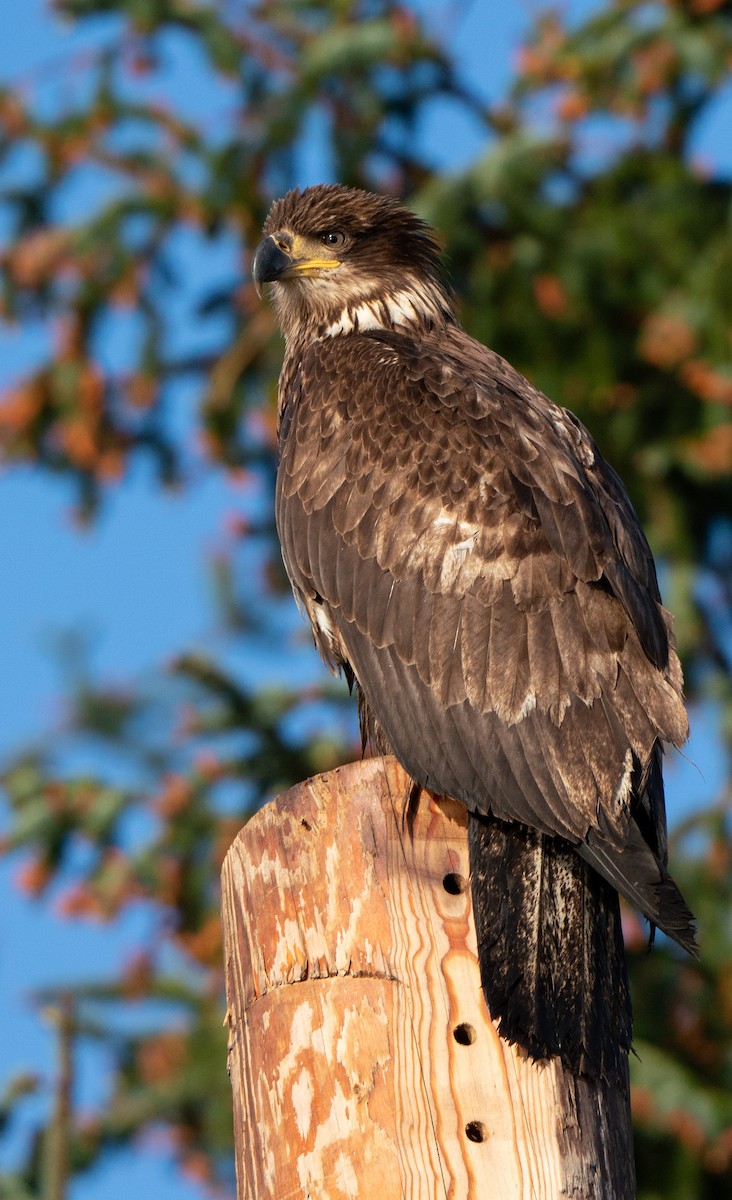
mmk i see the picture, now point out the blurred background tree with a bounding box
[0,0,731,1197]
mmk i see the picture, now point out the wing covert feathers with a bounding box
[275,316,697,1078]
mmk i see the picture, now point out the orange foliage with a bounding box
[487,242,512,272]
[666,1108,707,1155]
[145,170,177,201]
[391,6,419,39]
[137,1032,188,1085]
[670,975,724,1070]
[177,914,222,966]
[516,16,566,83]
[516,46,548,77]
[15,856,51,896]
[704,1127,732,1174]
[632,38,678,95]
[155,773,194,818]
[55,317,85,361]
[196,428,226,462]
[96,848,142,915]
[681,359,732,406]
[121,951,154,999]
[555,89,590,122]
[97,448,126,481]
[639,312,698,368]
[127,372,158,409]
[175,196,206,225]
[680,424,732,475]
[56,883,102,919]
[516,44,570,83]
[43,781,68,814]
[533,272,568,318]
[0,92,27,136]
[46,361,106,468]
[172,703,201,741]
[156,856,183,906]
[611,95,648,123]
[181,1151,213,1185]
[630,1084,656,1122]
[57,132,94,170]
[57,850,143,920]
[57,416,100,470]
[708,836,731,881]
[620,907,646,951]
[605,382,638,411]
[633,1087,721,1165]
[718,963,732,1029]
[109,269,140,309]
[77,363,105,414]
[0,381,44,435]
[7,227,71,288]
[193,750,225,781]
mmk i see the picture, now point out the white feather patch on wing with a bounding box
[516,691,537,721]
[295,587,345,677]
[611,747,634,817]
[430,511,480,589]
[313,599,340,654]
[438,539,478,589]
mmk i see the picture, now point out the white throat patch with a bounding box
[324,284,446,338]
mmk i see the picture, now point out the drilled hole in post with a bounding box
[442,872,467,895]
[465,1121,487,1143]
[453,1023,476,1046]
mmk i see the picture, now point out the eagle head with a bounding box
[252,184,454,342]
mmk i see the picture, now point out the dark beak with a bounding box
[252,235,293,295]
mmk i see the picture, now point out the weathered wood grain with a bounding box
[221,755,636,1199]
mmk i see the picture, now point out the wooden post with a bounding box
[221,755,636,1199]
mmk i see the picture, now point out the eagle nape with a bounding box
[254,183,697,1082]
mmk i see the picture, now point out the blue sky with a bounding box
[0,1,730,1196]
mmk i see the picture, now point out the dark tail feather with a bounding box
[468,811,632,1081]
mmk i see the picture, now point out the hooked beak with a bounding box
[252,236,293,297]
[252,234,341,297]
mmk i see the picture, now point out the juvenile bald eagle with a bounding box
[253,184,696,1081]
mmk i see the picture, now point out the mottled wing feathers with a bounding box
[276,325,694,950]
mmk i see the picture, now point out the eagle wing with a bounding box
[276,326,694,950]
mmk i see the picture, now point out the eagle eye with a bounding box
[319,230,347,249]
